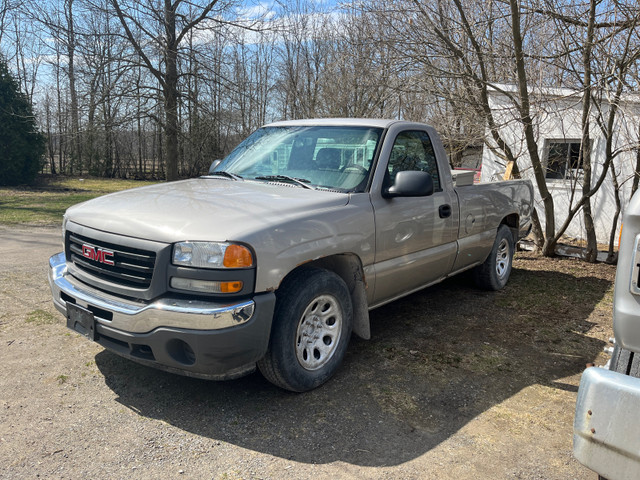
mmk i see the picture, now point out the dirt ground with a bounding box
[0,225,615,479]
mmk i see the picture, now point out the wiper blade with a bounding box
[254,175,314,189]
[207,171,243,181]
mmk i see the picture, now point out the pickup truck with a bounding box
[49,119,533,392]
[574,190,640,480]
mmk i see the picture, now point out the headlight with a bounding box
[172,242,254,268]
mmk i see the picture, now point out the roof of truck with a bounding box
[263,118,411,129]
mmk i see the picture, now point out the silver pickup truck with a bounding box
[49,119,533,391]
[574,190,640,479]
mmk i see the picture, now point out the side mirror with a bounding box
[208,159,222,174]
[383,170,434,198]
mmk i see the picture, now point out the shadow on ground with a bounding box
[96,261,610,467]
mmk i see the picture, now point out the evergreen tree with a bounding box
[0,57,45,185]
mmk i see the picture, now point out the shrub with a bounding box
[0,57,45,185]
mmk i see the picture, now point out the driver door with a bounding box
[370,128,458,305]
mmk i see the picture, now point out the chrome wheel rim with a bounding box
[295,294,342,371]
[496,238,511,279]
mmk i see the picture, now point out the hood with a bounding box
[66,178,350,243]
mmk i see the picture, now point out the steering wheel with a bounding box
[342,165,368,174]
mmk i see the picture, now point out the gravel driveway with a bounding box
[0,225,613,479]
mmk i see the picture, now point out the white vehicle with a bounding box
[574,190,640,479]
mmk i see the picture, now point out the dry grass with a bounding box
[0,176,159,225]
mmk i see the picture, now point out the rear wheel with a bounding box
[473,224,515,291]
[258,267,353,392]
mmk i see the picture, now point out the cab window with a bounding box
[387,130,441,192]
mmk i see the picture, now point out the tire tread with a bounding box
[473,224,515,291]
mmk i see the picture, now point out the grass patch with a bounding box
[26,309,58,325]
[0,176,160,225]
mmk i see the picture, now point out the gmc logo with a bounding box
[81,244,115,266]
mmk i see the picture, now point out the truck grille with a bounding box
[67,232,156,289]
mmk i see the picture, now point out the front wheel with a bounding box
[473,224,515,291]
[258,267,353,392]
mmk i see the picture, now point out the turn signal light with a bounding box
[220,281,243,293]
[223,245,254,268]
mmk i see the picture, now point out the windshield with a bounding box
[213,125,383,192]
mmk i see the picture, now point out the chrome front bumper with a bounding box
[48,252,256,333]
[574,367,640,480]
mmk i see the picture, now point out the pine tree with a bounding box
[0,57,45,185]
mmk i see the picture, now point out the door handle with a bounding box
[439,204,452,218]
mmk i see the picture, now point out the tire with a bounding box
[258,267,353,392]
[473,224,515,291]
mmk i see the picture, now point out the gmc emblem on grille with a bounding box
[81,244,115,266]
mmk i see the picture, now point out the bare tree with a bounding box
[365,0,640,258]
[275,0,334,118]
[363,0,549,247]
[0,0,14,45]
[320,6,397,118]
[110,0,232,181]
[534,0,640,260]
[61,0,83,174]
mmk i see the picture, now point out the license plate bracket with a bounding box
[66,302,97,341]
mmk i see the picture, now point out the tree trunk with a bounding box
[163,0,179,181]
[581,0,598,263]
[633,120,640,197]
[66,0,82,174]
[509,0,556,256]
[607,161,621,264]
